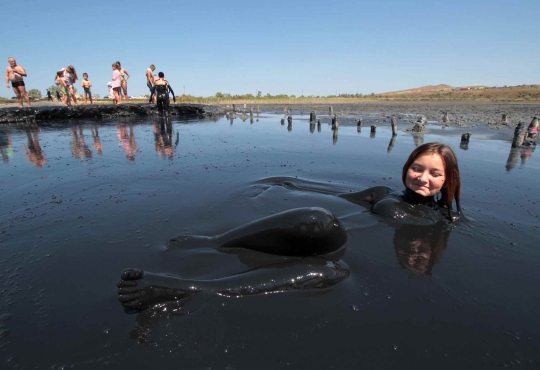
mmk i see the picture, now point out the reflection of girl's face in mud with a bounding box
[393,223,450,275]
[397,239,431,274]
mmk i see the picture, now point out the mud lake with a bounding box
[0,113,539,369]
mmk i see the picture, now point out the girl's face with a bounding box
[405,153,446,197]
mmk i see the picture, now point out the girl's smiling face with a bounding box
[406,153,446,197]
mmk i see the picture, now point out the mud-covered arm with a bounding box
[337,186,394,208]
[168,84,175,102]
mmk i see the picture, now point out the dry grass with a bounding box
[3,84,539,106]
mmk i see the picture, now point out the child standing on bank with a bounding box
[81,73,93,105]
[107,81,115,104]
[56,70,71,107]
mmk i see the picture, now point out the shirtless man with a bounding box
[146,64,156,103]
[5,57,31,107]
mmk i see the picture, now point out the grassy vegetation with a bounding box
[3,85,539,106]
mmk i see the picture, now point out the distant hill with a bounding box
[384,84,455,95]
[379,84,539,100]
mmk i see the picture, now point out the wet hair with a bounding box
[116,61,121,67]
[112,62,119,69]
[158,72,164,78]
[83,73,88,77]
[150,64,155,68]
[402,142,461,210]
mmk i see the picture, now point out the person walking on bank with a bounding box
[46,89,54,102]
[154,72,176,117]
[5,57,31,107]
[111,63,122,104]
[146,64,156,103]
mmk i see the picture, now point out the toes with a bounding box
[121,268,143,280]
[117,286,138,294]
[118,292,139,303]
[123,300,144,310]
[117,279,137,288]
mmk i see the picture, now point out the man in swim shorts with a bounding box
[146,64,156,103]
[5,57,31,107]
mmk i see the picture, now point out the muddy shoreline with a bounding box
[0,103,225,123]
[255,101,540,127]
[1,101,538,128]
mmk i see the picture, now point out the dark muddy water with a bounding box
[0,114,539,369]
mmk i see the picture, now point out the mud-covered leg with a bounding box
[118,269,202,310]
[118,258,349,311]
[213,207,348,256]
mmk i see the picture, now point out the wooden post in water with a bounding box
[329,106,333,116]
[232,104,236,112]
[357,119,362,128]
[310,111,316,122]
[317,119,321,132]
[442,111,449,123]
[461,133,471,143]
[281,118,285,125]
[511,122,526,148]
[387,135,396,153]
[371,124,376,133]
[332,115,339,129]
[287,115,293,124]
[391,116,398,136]
[502,114,508,124]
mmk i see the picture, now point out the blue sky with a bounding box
[2,0,538,98]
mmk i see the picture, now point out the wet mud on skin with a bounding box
[0,110,539,369]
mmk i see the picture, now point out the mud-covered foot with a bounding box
[117,268,200,310]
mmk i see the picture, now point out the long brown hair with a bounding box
[402,142,461,210]
[67,65,78,81]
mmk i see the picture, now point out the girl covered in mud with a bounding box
[118,143,461,310]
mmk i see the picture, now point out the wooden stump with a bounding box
[511,122,526,148]
[391,116,397,136]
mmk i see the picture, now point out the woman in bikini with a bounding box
[116,61,130,103]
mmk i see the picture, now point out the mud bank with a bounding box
[0,103,225,123]
[254,101,540,128]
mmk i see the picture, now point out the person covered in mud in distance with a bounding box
[118,142,462,311]
[154,72,175,116]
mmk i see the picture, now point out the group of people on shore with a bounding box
[5,58,176,115]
